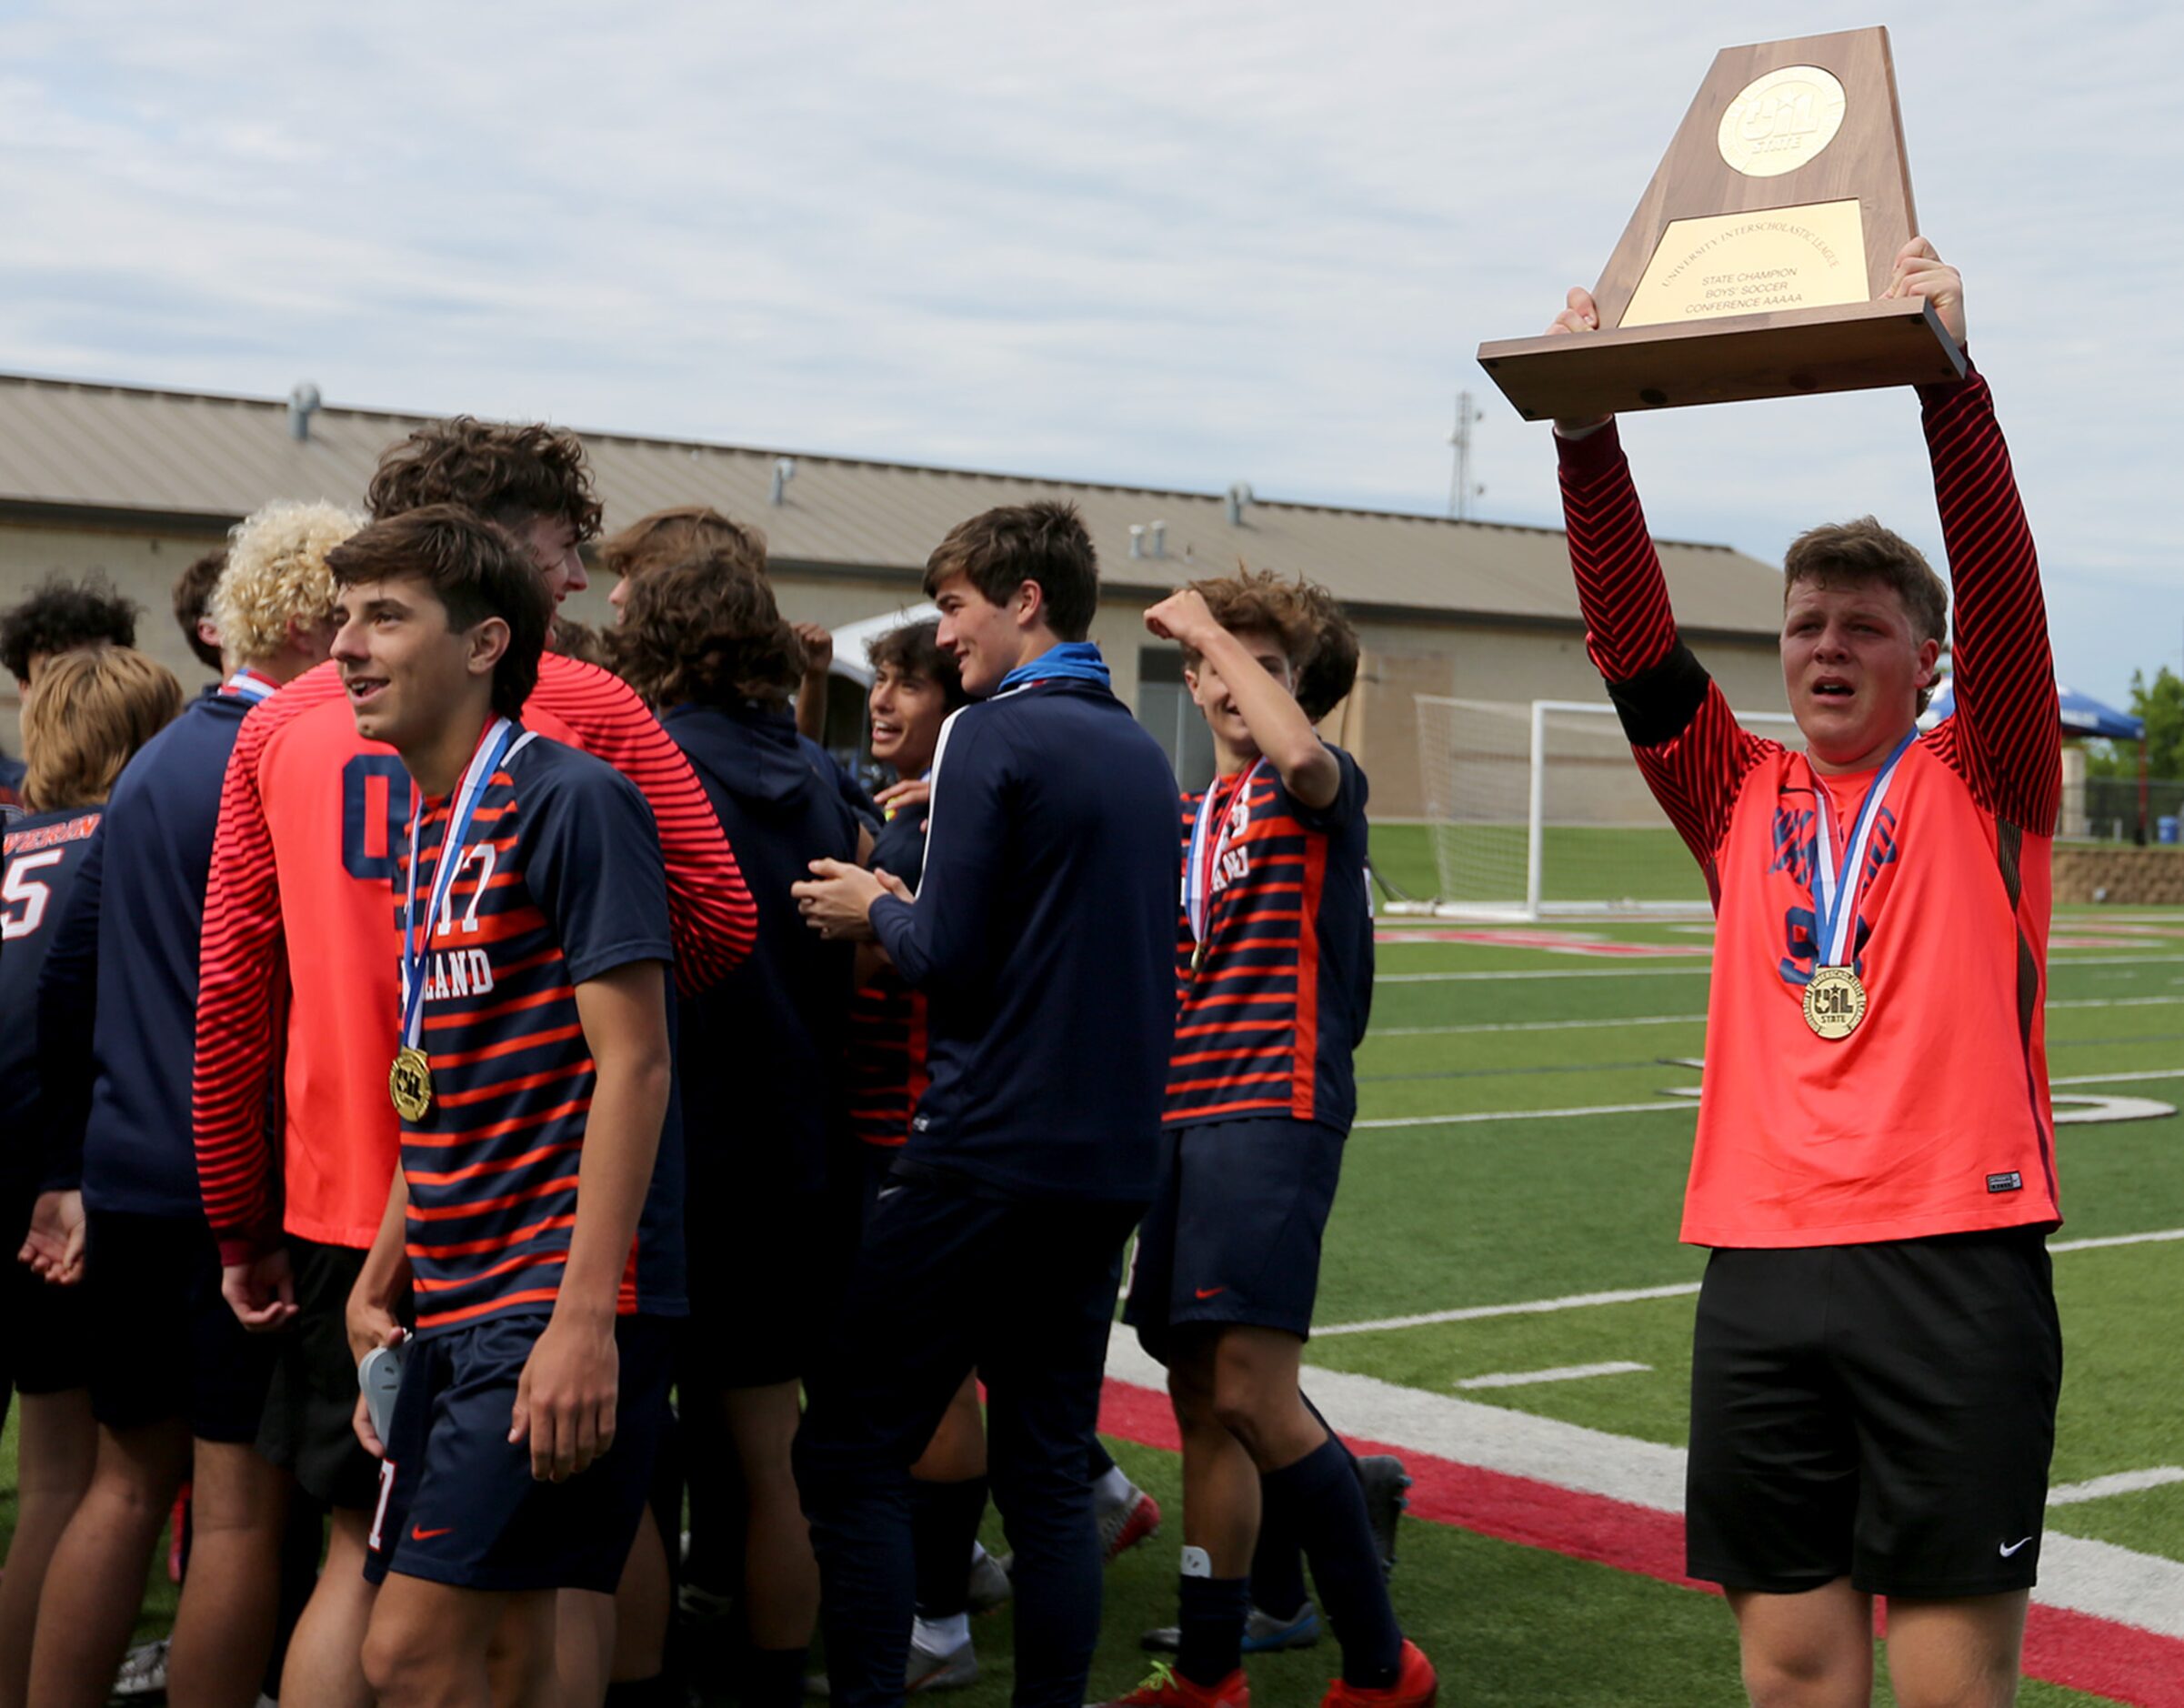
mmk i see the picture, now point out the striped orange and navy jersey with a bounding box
[846,805,931,1148]
[1558,365,2061,1248]
[397,728,682,1336]
[195,655,754,1263]
[1166,748,1371,1131]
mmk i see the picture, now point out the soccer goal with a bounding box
[1407,696,1804,920]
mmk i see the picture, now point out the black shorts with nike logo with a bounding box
[1123,1115,1345,1359]
[1686,1227,2061,1598]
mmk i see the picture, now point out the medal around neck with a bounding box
[389,1046,434,1121]
[1802,965,1867,1040]
[1476,26,1964,420]
[393,718,519,1121]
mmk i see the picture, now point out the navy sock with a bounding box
[1087,1439,1117,1481]
[737,1646,809,1708]
[910,1475,990,1617]
[605,1675,685,1707]
[1263,1438,1401,1688]
[1247,1503,1311,1622]
[1177,1571,1251,1686]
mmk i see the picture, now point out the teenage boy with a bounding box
[1548,241,2060,1707]
[316,505,680,1708]
[791,500,1180,1708]
[31,505,355,1708]
[0,573,138,698]
[1103,573,1434,1708]
[612,555,862,1707]
[193,420,753,1708]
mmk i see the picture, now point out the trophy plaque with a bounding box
[1477,27,1966,421]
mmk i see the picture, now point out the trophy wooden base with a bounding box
[1476,296,1965,423]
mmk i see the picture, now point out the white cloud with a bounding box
[0,0,2178,705]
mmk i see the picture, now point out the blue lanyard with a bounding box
[398,718,518,1050]
[1811,729,1915,969]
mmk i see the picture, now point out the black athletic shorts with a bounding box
[1122,1116,1345,1358]
[364,1312,674,1594]
[681,1185,832,1391]
[82,1209,279,1442]
[1686,1228,2061,1598]
[0,1242,90,1396]
[256,1236,387,1511]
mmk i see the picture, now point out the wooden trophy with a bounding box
[1476,27,1965,421]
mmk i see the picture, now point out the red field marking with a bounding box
[1374,928,1709,958]
[1097,1378,2184,1706]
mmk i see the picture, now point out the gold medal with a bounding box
[1190,940,1207,975]
[1802,965,1867,1041]
[389,1046,435,1122]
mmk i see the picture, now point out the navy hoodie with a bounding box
[869,674,1180,1203]
[39,686,253,1216]
[666,701,860,1196]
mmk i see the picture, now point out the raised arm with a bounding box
[1549,287,1763,865]
[1888,242,2058,832]
[194,719,288,1266]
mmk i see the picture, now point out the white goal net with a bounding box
[1408,696,1804,919]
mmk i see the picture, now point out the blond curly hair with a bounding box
[211,500,365,665]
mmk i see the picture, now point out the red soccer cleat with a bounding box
[1318,1640,1437,1707]
[1099,1485,1162,1563]
[1096,1660,1250,1707]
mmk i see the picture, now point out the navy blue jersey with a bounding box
[1167,745,1370,1132]
[38,687,255,1217]
[868,677,1180,1202]
[847,804,931,1148]
[397,730,682,1336]
[664,702,859,1194]
[3,807,104,1200]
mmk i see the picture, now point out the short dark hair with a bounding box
[610,554,806,709]
[326,506,551,718]
[1782,517,1949,713]
[599,506,766,585]
[923,500,1097,641]
[366,417,604,543]
[173,549,228,670]
[1293,580,1359,724]
[867,619,967,713]
[1,572,139,682]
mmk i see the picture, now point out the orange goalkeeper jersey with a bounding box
[1557,367,2061,1248]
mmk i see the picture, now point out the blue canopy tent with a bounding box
[1922,675,2151,837]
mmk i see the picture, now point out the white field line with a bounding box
[1457,1361,1650,1390]
[1378,953,2184,985]
[1101,1338,2184,1639]
[1315,1227,2184,1338]
[1371,993,2184,1039]
[2049,1467,2184,1505]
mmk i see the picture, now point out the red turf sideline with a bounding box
[1097,1377,2184,1708]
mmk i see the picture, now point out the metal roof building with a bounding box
[0,372,1792,816]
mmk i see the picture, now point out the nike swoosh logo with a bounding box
[1195,1286,1227,1300]
[1999,1536,2033,1557]
[412,1524,455,1541]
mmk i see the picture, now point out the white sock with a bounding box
[915,1613,970,1653]
[1094,1465,1135,1506]
[967,1540,990,1565]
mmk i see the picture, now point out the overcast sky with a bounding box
[2,0,2176,708]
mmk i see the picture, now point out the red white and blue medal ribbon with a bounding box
[396,718,520,1055]
[1802,729,1913,1040]
[222,668,276,703]
[1185,758,1265,969]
